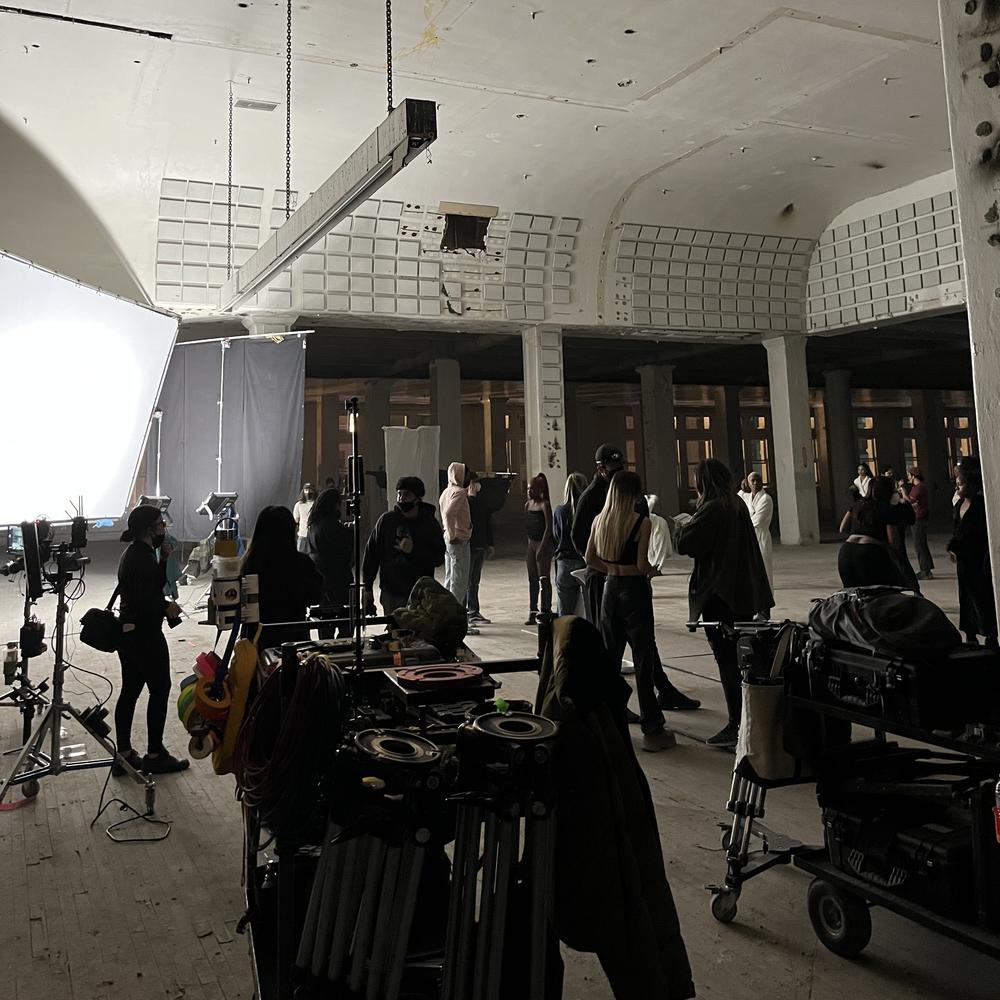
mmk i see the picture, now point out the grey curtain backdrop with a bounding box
[151,338,305,541]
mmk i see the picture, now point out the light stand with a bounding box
[345,397,365,677]
[0,546,168,839]
[0,588,49,746]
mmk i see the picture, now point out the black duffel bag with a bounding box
[808,586,961,661]
[80,585,121,653]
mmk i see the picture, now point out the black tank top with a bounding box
[526,509,546,541]
[603,515,645,565]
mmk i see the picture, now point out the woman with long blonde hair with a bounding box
[586,471,697,751]
[552,471,588,614]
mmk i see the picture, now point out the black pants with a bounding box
[702,595,741,729]
[582,569,606,624]
[600,577,667,734]
[466,548,486,614]
[115,629,171,754]
[913,518,934,574]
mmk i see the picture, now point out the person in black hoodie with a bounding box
[362,476,446,615]
[571,443,625,623]
[464,471,494,626]
[114,505,189,775]
[307,487,354,635]
[676,459,773,750]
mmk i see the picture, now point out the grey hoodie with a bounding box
[439,462,473,543]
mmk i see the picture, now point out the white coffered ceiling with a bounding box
[0,1,953,316]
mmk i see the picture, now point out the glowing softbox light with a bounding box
[0,252,177,525]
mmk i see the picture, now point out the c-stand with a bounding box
[0,545,167,838]
[345,396,365,678]
[0,587,49,746]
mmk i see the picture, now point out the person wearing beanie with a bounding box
[571,443,625,624]
[362,476,446,614]
[114,505,189,775]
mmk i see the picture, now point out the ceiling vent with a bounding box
[234,98,279,112]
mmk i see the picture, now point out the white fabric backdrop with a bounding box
[384,426,441,514]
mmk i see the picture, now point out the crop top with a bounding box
[602,514,646,566]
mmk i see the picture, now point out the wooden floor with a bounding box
[2,538,998,1000]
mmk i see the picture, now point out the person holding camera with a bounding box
[114,505,188,775]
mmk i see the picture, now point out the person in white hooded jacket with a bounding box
[439,462,473,603]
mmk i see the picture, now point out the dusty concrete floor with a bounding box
[0,535,996,999]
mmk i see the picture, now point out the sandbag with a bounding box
[808,586,960,660]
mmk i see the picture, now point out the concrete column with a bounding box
[637,364,680,515]
[521,325,567,503]
[712,385,744,477]
[360,379,391,524]
[941,3,1000,620]
[563,382,580,477]
[823,370,856,517]
[319,392,341,485]
[764,335,820,544]
[481,382,509,474]
[430,358,462,469]
[911,390,951,524]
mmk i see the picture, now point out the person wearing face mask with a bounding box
[362,477,446,615]
[293,482,317,553]
[113,505,188,775]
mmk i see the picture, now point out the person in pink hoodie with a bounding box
[439,462,473,605]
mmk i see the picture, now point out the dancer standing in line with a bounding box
[524,473,554,625]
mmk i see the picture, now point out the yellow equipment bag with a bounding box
[212,626,261,776]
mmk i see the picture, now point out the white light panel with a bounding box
[0,253,177,524]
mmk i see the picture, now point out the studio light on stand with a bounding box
[0,518,168,839]
[345,397,366,678]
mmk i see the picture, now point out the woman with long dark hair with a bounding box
[948,467,998,646]
[676,459,772,750]
[242,505,322,649]
[307,487,354,636]
[553,472,588,615]
[524,473,554,625]
[586,471,686,751]
[837,477,911,589]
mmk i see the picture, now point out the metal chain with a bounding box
[385,0,393,114]
[285,0,292,219]
[227,82,234,279]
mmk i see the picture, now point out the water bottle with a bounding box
[3,642,18,684]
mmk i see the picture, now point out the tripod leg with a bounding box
[0,702,55,802]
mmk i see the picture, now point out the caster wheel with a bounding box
[21,780,39,799]
[807,878,872,957]
[711,889,739,924]
[720,828,734,852]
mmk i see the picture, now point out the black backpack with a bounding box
[808,586,961,661]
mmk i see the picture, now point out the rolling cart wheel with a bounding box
[710,889,739,923]
[720,828,734,853]
[807,878,872,958]
[21,780,39,799]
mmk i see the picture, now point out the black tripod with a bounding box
[0,546,161,826]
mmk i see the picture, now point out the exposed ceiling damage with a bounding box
[0,1,955,334]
